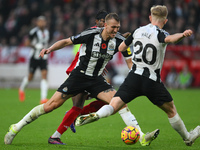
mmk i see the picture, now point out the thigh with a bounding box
[97,89,116,103]
[44,91,71,112]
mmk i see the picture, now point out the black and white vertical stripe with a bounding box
[125,24,169,82]
[71,27,131,77]
[29,27,49,60]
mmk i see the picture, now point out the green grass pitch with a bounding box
[0,88,200,150]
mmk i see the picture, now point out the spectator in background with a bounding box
[0,15,5,39]
[165,66,178,89]
[0,0,199,46]
[177,65,193,89]
[19,16,50,104]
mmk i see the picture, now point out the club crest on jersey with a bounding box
[62,87,68,92]
[108,44,114,51]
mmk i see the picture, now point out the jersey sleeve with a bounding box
[70,28,95,44]
[157,29,169,43]
[29,29,36,40]
[124,31,134,46]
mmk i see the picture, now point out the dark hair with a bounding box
[95,10,108,20]
[105,13,120,22]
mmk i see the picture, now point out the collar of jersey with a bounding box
[99,27,114,42]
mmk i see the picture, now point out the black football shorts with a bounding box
[57,69,113,98]
[115,71,173,106]
[29,57,47,74]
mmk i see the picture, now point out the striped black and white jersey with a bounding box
[29,27,50,60]
[70,27,132,77]
[125,23,169,82]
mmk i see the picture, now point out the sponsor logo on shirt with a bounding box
[94,43,100,47]
[91,51,112,60]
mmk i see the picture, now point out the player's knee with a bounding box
[110,97,125,113]
[28,76,33,81]
[167,111,176,118]
[43,102,55,113]
[166,106,177,118]
[72,93,87,108]
[43,99,61,113]
[72,102,84,108]
[43,105,53,113]
[122,104,127,108]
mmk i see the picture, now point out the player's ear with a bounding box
[149,15,152,22]
[104,22,107,27]
[95,19,99,26]
[164,19,168,25]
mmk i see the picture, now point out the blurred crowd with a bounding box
[165,65,193,89]
[0,0,200,47]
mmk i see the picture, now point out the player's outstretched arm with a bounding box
[39,38,73,58]
[165,29,193,44]
[122,32,131,38]
[118,41,129,52]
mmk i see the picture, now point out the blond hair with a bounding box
[105,13,120,23]
[151,5,168,21]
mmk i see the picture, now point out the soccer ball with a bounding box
[121,126,140,145]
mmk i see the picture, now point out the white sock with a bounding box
[168,113,189,140]
[14,104,46,132]
[51,131,62,138]
[40,79,48,100]
[96,105,114,118]
[20,76,28,91]
[118,107,144,140]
